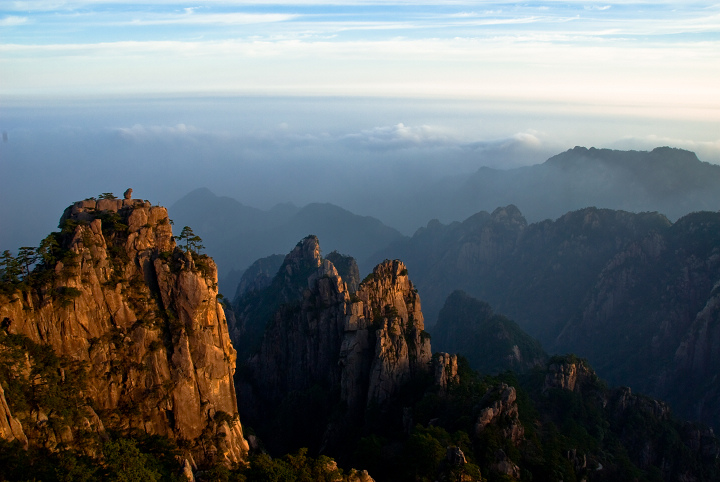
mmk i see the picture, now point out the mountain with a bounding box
[389,146,720,232]
[370,204,720,430]
[432,290,546,375]
[0,196,248,472]
[170,188,405,295]
[3,196,720,481]
[227,235,720,481]
[231,236,432,456]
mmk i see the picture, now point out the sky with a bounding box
[1,1,720,250]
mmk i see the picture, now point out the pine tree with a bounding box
[174,226,204,254]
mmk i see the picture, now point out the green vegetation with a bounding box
[0,434,187,482]
[52,286,83,307]
[0,435,381,482]
[0,330,89,433]
[0,233,74,294]
[174,225,204,254]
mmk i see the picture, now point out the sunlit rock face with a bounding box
[0,197,248,464]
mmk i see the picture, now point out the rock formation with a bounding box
[233,236,431,453]
[474,383,524,446]
[433,352,459,394]
[0,198,248,466]
[233,254,285,298]
[543,356,597,393]
[0,384,27,447]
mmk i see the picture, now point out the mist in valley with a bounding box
[3,95,720,257]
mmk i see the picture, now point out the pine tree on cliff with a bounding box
[175,226,204,254]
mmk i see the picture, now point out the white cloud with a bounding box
[0,16,29,27]
[114,123,201,140]
[340,123,458,150]
[127,12,298,26]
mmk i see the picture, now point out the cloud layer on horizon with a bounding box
[2,1,719,122]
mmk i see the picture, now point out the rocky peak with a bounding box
[233,242,432,454]
[543,356,597,394]
[0,196,248,467]
[348,260,431,406]
[284,235,322,272]
[356,260,416,313]
[490,205,526,227]
[273,235,338,302]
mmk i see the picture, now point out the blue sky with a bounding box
[1,1,720,252]
[3,1,720,107]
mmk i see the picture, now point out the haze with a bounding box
[1,1,719,251]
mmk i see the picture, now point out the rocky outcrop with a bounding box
[326,251,360,293]
[535,354,720,479]
[543,357,597,394]
[492,449,521,480]
[474,383,524,447]
[0,198,248,465]
[433,353,459,394]
[233,237,432,453]
[349,260,432,408]
[0,384,27,446]
[241,236,349,406]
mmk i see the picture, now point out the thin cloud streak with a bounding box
[0,16,29,26]
[126,12,298,26]
[4,36,718,115]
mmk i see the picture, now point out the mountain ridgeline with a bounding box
[226,235,720,481]
[3,145,720,481]
[169,188,404,294]
[169,147,720,300]
[371,203,720,432]
[392,146,720,233]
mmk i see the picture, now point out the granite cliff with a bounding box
[232,236,432,455]
[0,197,248,469]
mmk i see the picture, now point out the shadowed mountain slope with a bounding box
[370,205,720,430]
[432,290,547,375]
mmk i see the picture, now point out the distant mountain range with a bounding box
[386,146,720,233]
[370,204,720,430]
[171,146,720,297]
[170,188,404,294]
[167,146,720,430]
